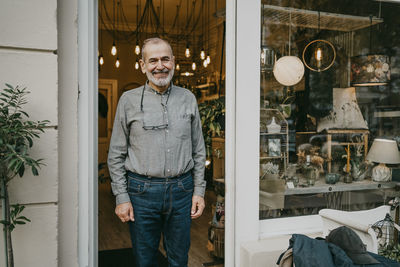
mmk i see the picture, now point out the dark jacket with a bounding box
[277,234,400,267]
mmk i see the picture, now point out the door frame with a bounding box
[77,0,238,266]
[78,0,98,266]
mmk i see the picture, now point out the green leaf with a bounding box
[18,164,25,177]
[5,83,13,89]
[31,166,38,176]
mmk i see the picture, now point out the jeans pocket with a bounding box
[128,177,148,195]
[178,176,194,193]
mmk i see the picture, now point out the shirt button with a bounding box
[166,129,169,132]
[167,169,170,172]
[167,149,170,152]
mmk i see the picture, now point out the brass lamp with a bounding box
[366,139,400,182]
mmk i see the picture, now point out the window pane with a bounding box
[259,1,400,220]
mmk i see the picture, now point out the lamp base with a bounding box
[372,163,392,182]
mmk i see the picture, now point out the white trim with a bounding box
[225,0,236,266]
[78,0,98,266]
[235,0,261,265]
[259,215,323,239]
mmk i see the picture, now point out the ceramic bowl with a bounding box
[325,173,340,184]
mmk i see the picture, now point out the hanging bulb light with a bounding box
[192,62,196,71]
[206,55,211,64]
[115,57,120,68]
[185,45,191,58]
[203,59,208,68]
[176,63,180,71]
[99,54,104,66]
[111,42,117,56]
[200,49,206,60]
[134,60,139,70]
[135,41,141,55]
[315,47,323,69]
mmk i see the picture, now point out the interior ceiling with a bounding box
[99,0,225,43]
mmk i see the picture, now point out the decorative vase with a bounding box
[267,117,281,133]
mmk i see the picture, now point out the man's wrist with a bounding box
[116,193,130,206]
[193,186,206,198]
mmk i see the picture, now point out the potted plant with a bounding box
[0,84,49,267]
[198,97,225,158]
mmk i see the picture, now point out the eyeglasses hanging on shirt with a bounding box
[141,82,171,130]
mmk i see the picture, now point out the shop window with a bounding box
[259,1,400,220]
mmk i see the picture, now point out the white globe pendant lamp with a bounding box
[273,13,304,86]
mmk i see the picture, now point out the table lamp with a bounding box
[366,139,400,182]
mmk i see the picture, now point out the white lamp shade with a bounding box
[273,56,305,86]
[366,139,400,164]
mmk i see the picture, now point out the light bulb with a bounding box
[315,47,322,69]
[135,44,140,55]
[111,43,117,56]
[315,48,322,61]
[135,60,139,70]
[176,63,180,71]
[200,49,205,60]
[203,59,208,68]
[205,159,211,166]
[99,55,104,65]
[206,55,211,64]
[185,46,190,58]
[184,72,190,76]
[192,62,196,71]
[115,58,120,68]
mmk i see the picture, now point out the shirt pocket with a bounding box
[171,113,191,140]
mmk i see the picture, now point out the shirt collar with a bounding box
[145,81,172,95]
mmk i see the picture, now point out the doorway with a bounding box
[97,0,226,266]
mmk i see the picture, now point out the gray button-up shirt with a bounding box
[107,83,206,205]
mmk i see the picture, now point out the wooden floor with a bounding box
[98,180,224,267]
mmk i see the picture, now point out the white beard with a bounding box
[146,68,174,87]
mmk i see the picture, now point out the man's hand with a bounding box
[115,202,135,223]
[191,195,205,219]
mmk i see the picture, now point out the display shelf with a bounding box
[260,109,289,177]
[262,4,383,32]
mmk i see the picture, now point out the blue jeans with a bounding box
[127,171,193,267]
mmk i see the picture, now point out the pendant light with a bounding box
[111,43,117,56]
[134,60,139,70]
[115,57,120,68]
[185,0,191,58]
[99,55,104,66]
[273,12,305,86]
[176,63,180,71]
[302,11,336,72]
[206,0,211,65]
[134,3,140,55]
[111,0,117,56]
[192,62,196,71]
[200,49,205,60]
[99,0,104,66]
[185,45,191,58]
[351,15,390,86]
[203,59,208,68]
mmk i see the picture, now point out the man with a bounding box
[107,37,206,267]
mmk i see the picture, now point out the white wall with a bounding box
[0,1,59,266]
[58,0,79,266]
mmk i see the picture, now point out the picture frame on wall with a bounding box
[268,138,281,157]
